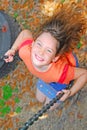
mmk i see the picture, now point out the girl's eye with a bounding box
[47,49,52,53]
[37,42,42,47]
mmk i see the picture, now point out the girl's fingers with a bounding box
[57,89,71,101]
[4,55,14,62]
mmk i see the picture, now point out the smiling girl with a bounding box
[4,4,87,110]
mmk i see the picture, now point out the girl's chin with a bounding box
[33,58,43,65]
[32,57,46,67]
[33,61,46,68]
[33,62,43,67]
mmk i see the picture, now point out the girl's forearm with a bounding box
[11,29,33,52]
[69,72,87,97]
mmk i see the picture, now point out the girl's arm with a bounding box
[11,29,33,52]
[69,67,87,97]
[58,67,87,102]
[4,29,33,62]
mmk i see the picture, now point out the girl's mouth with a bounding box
[35,54,44,62]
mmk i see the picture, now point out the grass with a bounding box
[0,84,22,118]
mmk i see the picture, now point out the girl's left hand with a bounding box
[56,89,71,102]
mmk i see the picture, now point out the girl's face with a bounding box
[31,32,59,70]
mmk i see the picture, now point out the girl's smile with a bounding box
[35,54,44,62]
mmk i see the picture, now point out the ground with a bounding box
[0,61,87,130]
[0,0,87,130]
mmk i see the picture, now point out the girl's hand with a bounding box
[4,49,16,63]
[57,89,71,102]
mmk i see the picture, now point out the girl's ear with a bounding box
[52,55,60,62]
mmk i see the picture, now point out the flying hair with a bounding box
[39,3,87,55]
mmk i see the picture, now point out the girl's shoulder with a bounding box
[18,38,33,50]
[64,52,78,67]
[58,52,78,67]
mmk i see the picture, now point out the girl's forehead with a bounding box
[36,32,59,49]
[37,32,57,43]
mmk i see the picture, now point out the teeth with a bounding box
[35,54,44,61]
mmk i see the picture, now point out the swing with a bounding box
[0,10,21,78]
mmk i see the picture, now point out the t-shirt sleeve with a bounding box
[58,64,75,84]
[63,66,75,84]
[18,39,33,50]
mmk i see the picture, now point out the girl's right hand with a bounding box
[4,49,16,63]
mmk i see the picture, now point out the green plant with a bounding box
[0,99,5,107]
[15,106,22,113]
[77,41,82,49]
[2,85,13,100]
[0,84,21,118]
[0,106,11,117]
[14,97,20,103]
[61,0,65,3]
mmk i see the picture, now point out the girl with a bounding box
[4,4,87,110]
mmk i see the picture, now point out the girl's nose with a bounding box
[39,48,45,55]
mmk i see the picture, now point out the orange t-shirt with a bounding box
[19,39,76,84]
